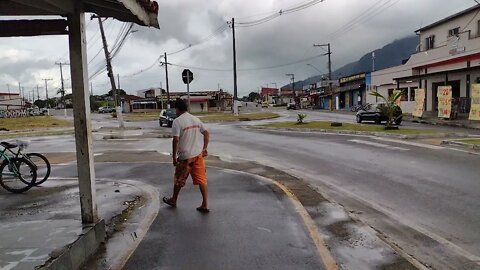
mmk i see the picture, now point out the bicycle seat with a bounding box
[0,142,17,149]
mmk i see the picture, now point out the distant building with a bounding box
[0,93,22,110]
[130,89,232,113]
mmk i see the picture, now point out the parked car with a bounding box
[261,102,269,108]
[159,109,177,127]
[99,106,115,113]
[287,103,297,110]
[356,103,403,125]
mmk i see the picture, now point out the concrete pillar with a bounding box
[68,2,98,224]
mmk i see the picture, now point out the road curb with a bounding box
[209,166,339,270]
[405,118,480,130]
[246,125,469,139]
[441,140,480,150]
[37,220,106,270]
[83,179,160,270]
[204,157,420,270]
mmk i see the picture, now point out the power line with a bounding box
[167,53,327,72]
[236,0,326,28]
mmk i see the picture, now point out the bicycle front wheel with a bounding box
[0,158,37,193]
[26,153,51,186]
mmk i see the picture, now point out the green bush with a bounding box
[297,113,307,124]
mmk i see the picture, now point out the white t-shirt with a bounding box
[172,112,207,160]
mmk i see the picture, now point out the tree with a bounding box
[108,89,127,97]
[369,91,403,128]
[247,92,261,102]
[34,100,47,108]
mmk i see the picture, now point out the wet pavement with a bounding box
[0,176,143,270]
[6,110,480,269]
[124,165,326,270]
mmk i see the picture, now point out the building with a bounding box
[261,88,279,104]
[309,79,339,110]
[335,73,371,110]
[130,89,233,113]
[370,5,480,116]
[0,93,22,111]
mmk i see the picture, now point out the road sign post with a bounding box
[182,69,194,112]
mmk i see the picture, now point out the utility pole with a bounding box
[18,82,23,108]
[231,18,239,115]
[372,52,376,72]
[314,43,333,110]
[42,78,53,107]
[117,74,121,90]
[97,16,124,128]
[286,73,295,98]
[90,82,93,96]
[164,52,170,107]
[55,62,69,111]
[6,84,11,99]
[36,85,41,101]
[96,17,118,107]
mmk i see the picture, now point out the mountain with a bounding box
[283,35,419,89]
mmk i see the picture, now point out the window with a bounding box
[448,27,459,37]
[410,87,418,101]
[425,35,435,50]
[477,20,480,36]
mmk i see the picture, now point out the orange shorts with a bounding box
[174,155,207,187]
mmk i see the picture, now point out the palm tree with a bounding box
[370,91,403,129]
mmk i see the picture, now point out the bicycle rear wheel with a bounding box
[26,153,51,186]
[0,158,37,193]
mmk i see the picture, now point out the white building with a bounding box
[0,93,22,110]
[370,5,480,115]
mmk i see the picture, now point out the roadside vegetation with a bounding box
[261,121,441,135]
[0,116,72,131]
[200,112,279,122]
[455,139,480,145]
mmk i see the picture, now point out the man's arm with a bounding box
[201,130,210,157]
[172,136,179,166]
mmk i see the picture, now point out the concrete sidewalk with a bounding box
[0,176,144,270]
[123,166,328,270]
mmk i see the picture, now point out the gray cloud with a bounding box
[0,0,476,98]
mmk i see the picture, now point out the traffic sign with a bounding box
[182,69,193,84]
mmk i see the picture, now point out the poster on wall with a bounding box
[393,90,402,107]
[412,88,426,118]
[437,86,452,119]
[469,84,480,121]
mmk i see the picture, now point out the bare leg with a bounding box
[198,183,208,209]
[171,185,182,204]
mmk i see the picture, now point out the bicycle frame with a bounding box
[0,147,21,177]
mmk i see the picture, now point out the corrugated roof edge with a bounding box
[415,4,480,33]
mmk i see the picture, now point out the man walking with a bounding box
[163,99,210,213]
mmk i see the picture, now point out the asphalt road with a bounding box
[22,111,480,269]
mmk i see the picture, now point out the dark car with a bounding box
[287,103,297,110]
[159,109,177,127]
[356,103,403,125]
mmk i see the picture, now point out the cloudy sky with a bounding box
[0,0,476,99]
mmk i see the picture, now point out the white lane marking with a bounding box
[349,139,409,151]
[373,137,445,150]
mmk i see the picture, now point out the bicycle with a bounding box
[2,141,51,186]
[0,142,37,193]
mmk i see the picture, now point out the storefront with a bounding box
[337,73,368,110]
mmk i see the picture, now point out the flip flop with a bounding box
[196,207,210,213]
[163,197,176,208]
